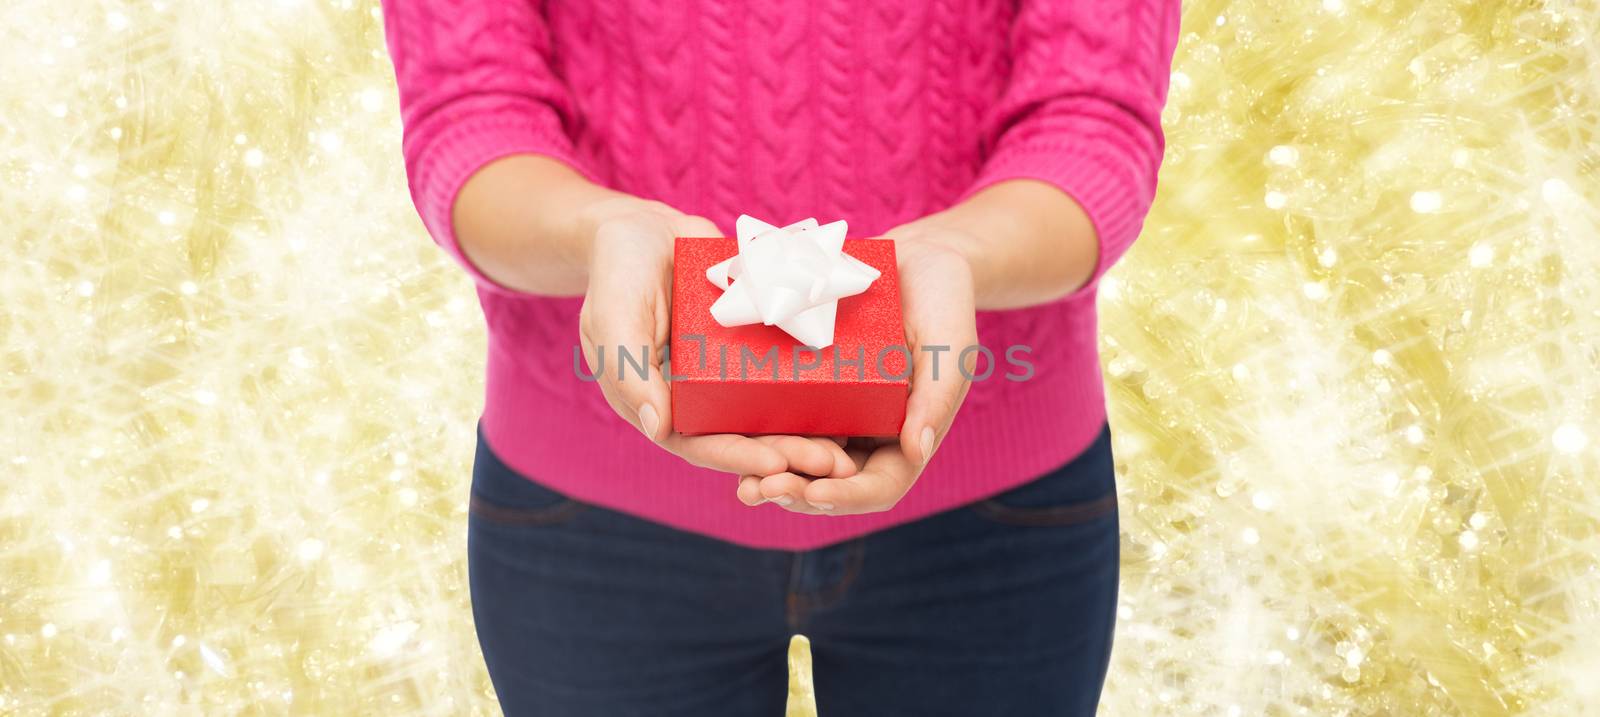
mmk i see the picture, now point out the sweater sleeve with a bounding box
[380,0,595,296]
[959,0,1181,302]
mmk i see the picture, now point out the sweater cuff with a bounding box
[413,110,594,297]
[958,141,1152,304]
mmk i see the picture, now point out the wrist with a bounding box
[578,195,678,269]
[886,221,981,292]
[577,194,656,239]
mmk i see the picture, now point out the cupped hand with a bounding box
[577,199,857,480]
[741,234,980,515]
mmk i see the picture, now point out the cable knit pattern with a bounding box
[380,0,1180,550]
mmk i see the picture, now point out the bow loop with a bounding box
[704,215,880,348]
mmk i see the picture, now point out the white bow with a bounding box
[705,215,882,349]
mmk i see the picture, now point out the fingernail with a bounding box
[920,426,936,465]
[638,404,659,440]
[772,495,794,506]
[811,502,834,511]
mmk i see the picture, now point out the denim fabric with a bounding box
[466,421,1119,716]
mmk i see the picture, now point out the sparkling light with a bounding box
[1553,424,1589,455]
[1099,1,1600,715]
[1410,190,1444,213]
[2,0,1597,715]
[1469,242,1495,267]
[1267,144,1300,166]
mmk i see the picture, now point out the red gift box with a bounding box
[670,236,909,437]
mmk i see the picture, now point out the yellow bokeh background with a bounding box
[2,0,1598,714]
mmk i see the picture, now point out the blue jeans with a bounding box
[467,421,1120,716]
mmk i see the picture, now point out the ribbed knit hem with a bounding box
[477,294,1110,551]
[413,110,595,298]
[959,140,1151,304]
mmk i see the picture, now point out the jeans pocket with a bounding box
[969,423,1117,527]
[469,422,587,526]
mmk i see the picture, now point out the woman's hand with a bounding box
[453,155,869,481]
[735,180,1104,514]
[738,235,980,514]
[577,199,858,480]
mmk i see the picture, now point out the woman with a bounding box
[381,1,1178,714]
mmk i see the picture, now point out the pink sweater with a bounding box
[381,0,1179,550]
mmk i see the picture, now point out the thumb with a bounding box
[900,340,973,467]
[582,234,675,442]
[586,300,673,442]
[895,243,979,467]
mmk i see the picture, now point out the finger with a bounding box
[585,217,682,439]
[592,338,670,442]
[758,472,823,513]
[583,310,671,445]
[661,433,787,477]
[841,437,887,475]
[737,475,766,506]
[803,444,920,515]
[899,356,970,469]
[814,437,859,478]
[581,321,650,436]
[898,257,978,467]
[754,435,836,478]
